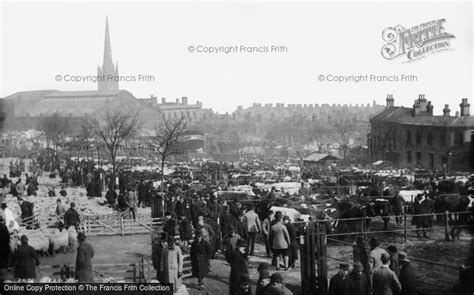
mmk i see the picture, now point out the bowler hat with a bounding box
[270,273,284,284]
[283,215,290,221]
[260,269,271,279]
[78,232,86,241]
[340,263,349,270]
[257,262,270,272]
[20,235,28,242]
[398,251,409,262]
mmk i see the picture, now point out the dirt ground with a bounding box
[33,223,471,295]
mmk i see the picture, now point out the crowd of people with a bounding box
[327,237,417,295]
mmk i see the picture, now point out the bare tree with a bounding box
[38,112,71,151]
[90,110,141,178]
[327,117,358,160]
[150,116,187,191]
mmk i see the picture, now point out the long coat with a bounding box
[399,263,417,295]
[0,224,10,269]
[285,222,298,264]
[269,222,290,250]
[13,244,39,279]
[190,239,211,279]
[75,241,94,282]
[345,271,369,295]
[328,273,348,295]
[229,249,248,295]
[152,242,165,281]
[160,245,183,292]
[20,201,34,220]
[64,208,80,229]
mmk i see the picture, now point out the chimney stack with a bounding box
[161,97,166,104]
[443,104,451,117]
[182,97,188,105]
[426,101,433,115]
[386,94,394,108]
[460,98,470,116]
[455,111,460,117]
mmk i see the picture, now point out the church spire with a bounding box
[103,17,113,68]
[97,17,119,91]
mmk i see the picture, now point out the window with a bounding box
[416,152,422,165]
[427,133,433,145]
[416,130,421,145]
[406,130,412,145]
[407,151,412,164]
[440,133,446,146]
[456,133,464,146]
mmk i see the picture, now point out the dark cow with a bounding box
[368,199,391,230]
[334,201,373,234]
[434,194,470,222]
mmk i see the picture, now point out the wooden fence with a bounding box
[80,212,163,236]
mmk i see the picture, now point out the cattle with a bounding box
[434,194,470,222]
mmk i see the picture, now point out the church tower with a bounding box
[97,17,119,91]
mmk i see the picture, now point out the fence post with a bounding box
[444,211,450,241]
[404,214,407,243]
[120,215,124,236]
[360,217,364,240]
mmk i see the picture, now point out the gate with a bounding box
[300,221,328,295]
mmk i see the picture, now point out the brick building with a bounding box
[369,95,474,172]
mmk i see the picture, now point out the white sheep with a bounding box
[67,226,78,252]
[49,228,69,254]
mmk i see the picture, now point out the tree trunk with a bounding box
[110,147,116,188]
[160,155,165,192]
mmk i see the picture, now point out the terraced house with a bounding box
[369,94,474,172]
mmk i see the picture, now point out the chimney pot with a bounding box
[460,98,470,116]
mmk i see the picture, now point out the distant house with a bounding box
[303,153,340,168]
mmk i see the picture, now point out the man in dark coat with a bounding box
[152,233,167,281]
[105,186,117,206]
[328,263,349,295]
[64,202,80,230]
[13,235,39,279]
[398,252,417,295]
[179,215,192,248]
[75,232,94,282]
[190,231,211,290]
[229,239,249,295]
[164,212,177,238]
[283,216,298,269]
[0,216,11,269]
[18,198,34,225]
[353,236,369,277]
[392,194,404,225]
[346,262,369,295]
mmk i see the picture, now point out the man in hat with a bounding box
[160,236,183,293]
[225,225,241,262]
[64,202,80,230]
[372,252,401,295]
[328,263,349,295]
[353,236,369,277]
[55,199,66,219]
[152,232,167,281]
[17,197,34,227]
[398,252,417,295]
[346,262,370,295]
[13,235,39,279]
[256,263,272,295]
[164,211,177,238]
[262,210,275,258]
[229,239,249,295]
[190,230,211,290]
[263,273,293,295]
[75,232,94,282]
[283,215,298,269]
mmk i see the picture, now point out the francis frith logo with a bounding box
[381,19,455,62]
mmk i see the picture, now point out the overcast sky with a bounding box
[1,1,473,113]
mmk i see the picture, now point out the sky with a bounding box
[1,0,473,114]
